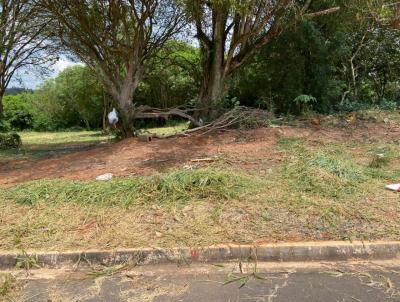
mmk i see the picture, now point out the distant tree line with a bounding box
[0,0,399,135]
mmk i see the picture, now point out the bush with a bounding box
[335,99,399,113]
[0,133,22,149]
[0,119,10,132]
[3,94,37,131]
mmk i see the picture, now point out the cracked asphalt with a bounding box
[3,260,400,301]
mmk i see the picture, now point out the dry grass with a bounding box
[1,112,400,251]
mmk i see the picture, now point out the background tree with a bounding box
[135,41,200,108]
[228,0,400,114]
[41,0,184,137]
[2,65,104,131]
[0,0,55,117]
[182,0,339,117]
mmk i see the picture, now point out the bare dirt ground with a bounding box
[1,120,400,186]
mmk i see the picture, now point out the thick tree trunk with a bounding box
[104,64,141,138]
[199,66,225,107]
[116,94,136,138]
[198,13,227,121]
[198,67,225,122]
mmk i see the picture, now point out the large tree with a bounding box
[0,0,55,117]
[41,0,184,137]
[184,0,339,115]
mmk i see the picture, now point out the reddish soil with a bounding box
[1,122,400,186]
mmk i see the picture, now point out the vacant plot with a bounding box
[0,131,115,162]
[0,111,400,251]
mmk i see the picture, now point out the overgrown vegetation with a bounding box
[0,132,21,149]
[1,1,399,136]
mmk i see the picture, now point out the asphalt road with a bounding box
[3,260,400,302]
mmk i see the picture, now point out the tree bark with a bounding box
[115,89,137,138]
[199,59,225,112]
[198,11,226,120]
[349,58,358,99]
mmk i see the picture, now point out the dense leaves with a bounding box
[1,0,399,132]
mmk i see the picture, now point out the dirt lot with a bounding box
[1,112,400,252]
[2,117,400,186]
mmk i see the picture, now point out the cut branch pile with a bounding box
[138,106,270,138]
[135,105,203,128]
[183,106,270,136]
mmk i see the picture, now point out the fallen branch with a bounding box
[158,106,270,138]
[135,105,204,127]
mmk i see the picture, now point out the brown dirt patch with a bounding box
[1,122,399,186]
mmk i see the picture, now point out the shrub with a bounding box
[293,95,317,115]
[0,119,10,133]
[0,133,22,149]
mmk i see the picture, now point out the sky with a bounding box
[9,58,81,90]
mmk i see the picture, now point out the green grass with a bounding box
[0,131,115,161]
[0,124,187,161]
[2,168,253,207]
[1,115,400,251]
[139,121,188,137]
[18,131,114,145]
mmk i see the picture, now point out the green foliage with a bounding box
[0,132,22,149]
[3,94,36,130]
[35,65,104,130]
[336,99,399,113]
[135,41,200,108]
[293,95,317,114]
[0,119,10,132]
[230,21,344,114]
[2,66,105,131]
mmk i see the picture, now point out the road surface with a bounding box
[2,260,400,301]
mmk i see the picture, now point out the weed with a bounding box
[87,260,138,279]
[0,274,16,296]
[16,251,40,271]
[369,154,390,168]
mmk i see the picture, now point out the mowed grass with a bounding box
[139,120,188,137]
[0,123,188,161]
[1,130,400,251]
[0,131,114,161]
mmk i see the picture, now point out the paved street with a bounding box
[2,260,400,301]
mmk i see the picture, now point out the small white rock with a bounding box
[96,173,114,181]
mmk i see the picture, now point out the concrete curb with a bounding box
[1,241,400,269]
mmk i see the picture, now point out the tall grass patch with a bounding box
[1,169,254,207]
